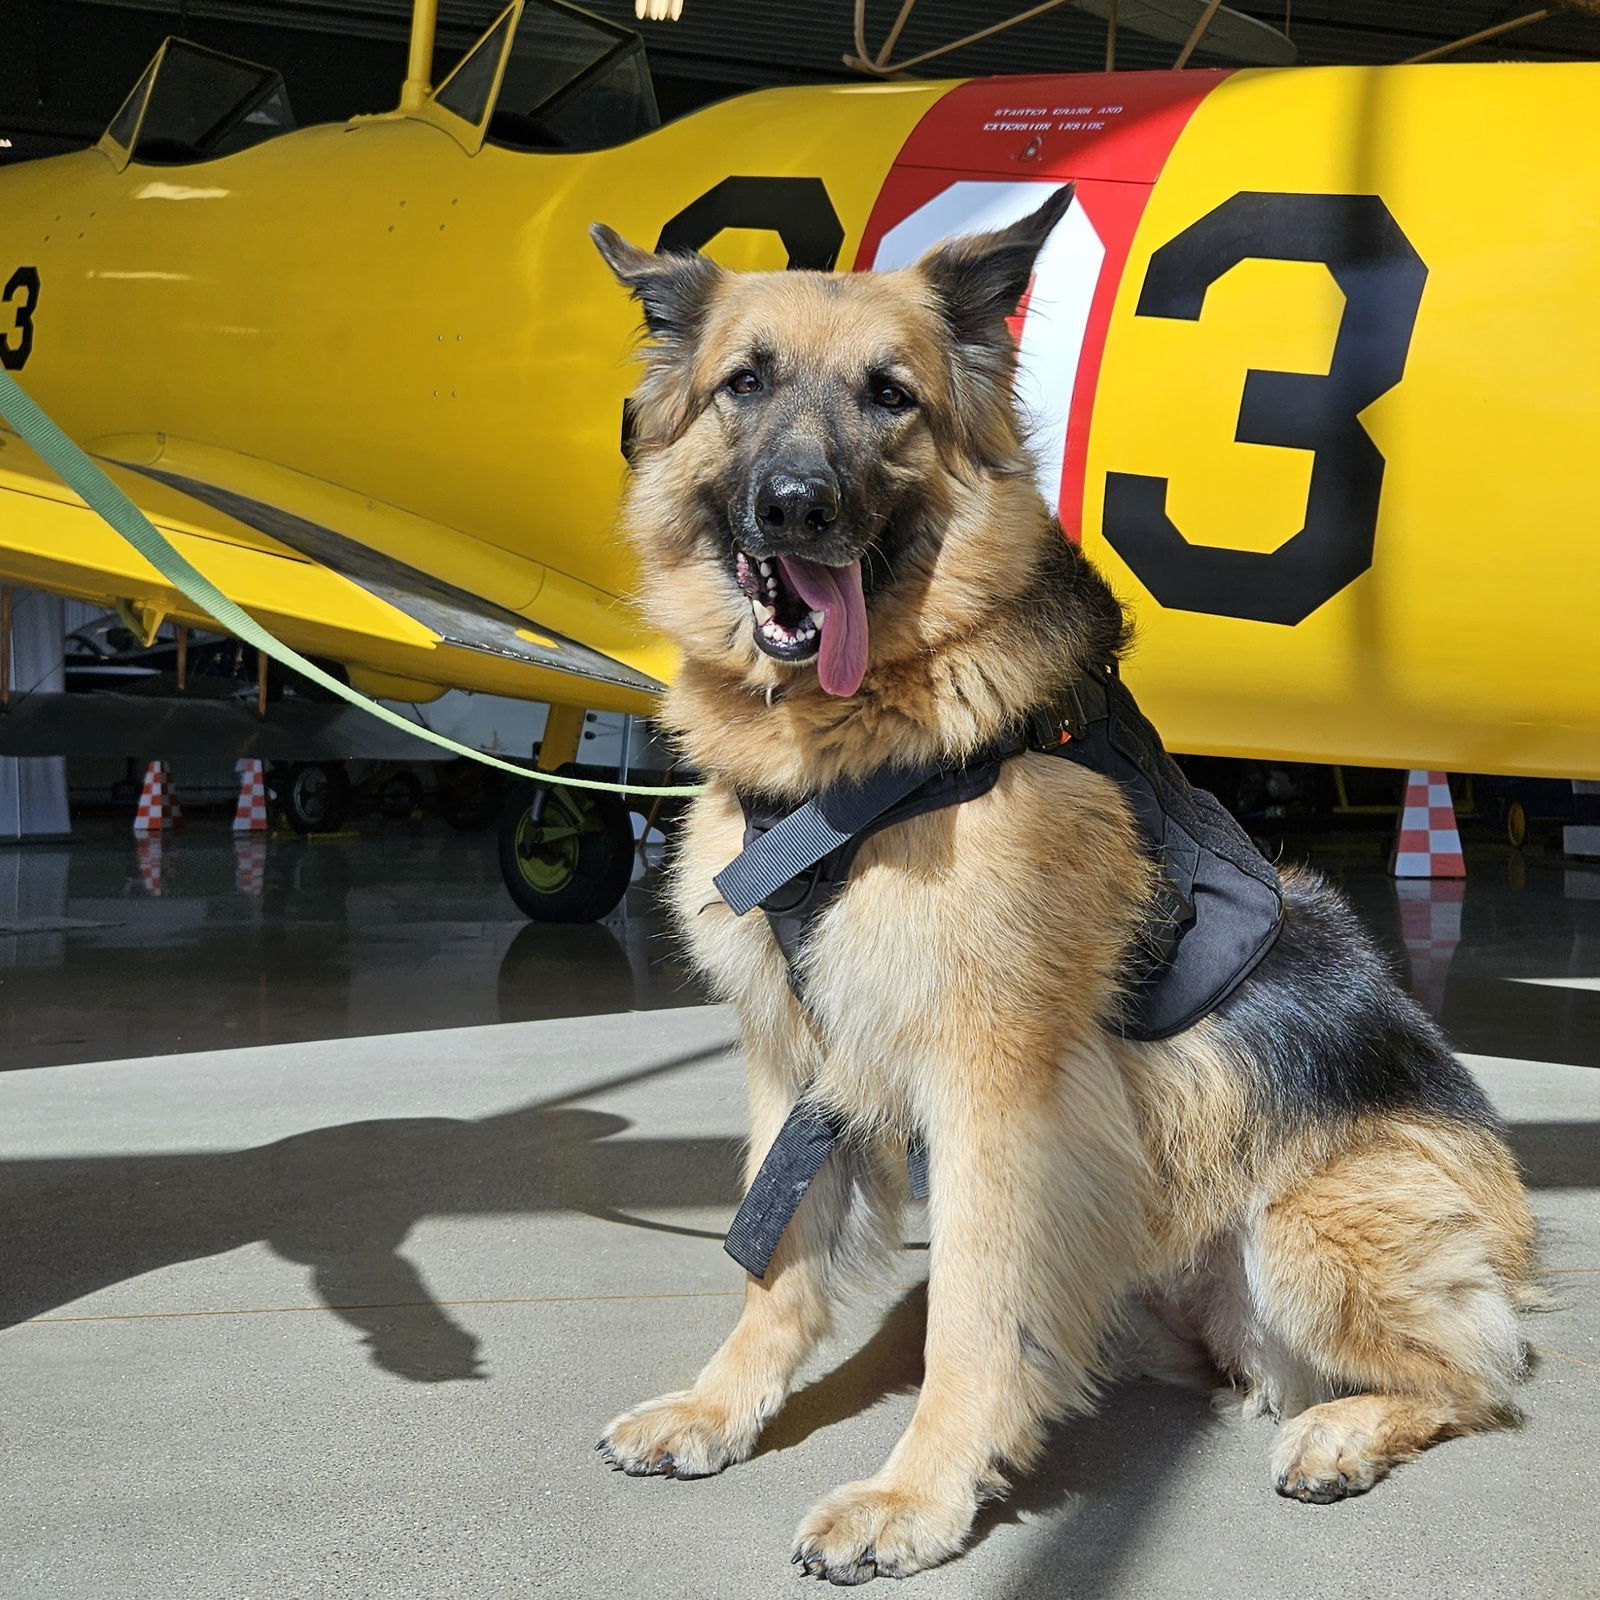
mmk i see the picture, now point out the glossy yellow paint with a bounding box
[0,76,942,712]
[6,53,1597,777]
[0,433,651,713]
[1085,65,1600,777]
[537,703,586,770]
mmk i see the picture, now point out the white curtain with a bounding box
[0,587,71,841]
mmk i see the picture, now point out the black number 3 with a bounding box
[2,266,40,371]
[621,178,843,460]
[1102,193,1427,626]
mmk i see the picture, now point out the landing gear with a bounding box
[496,777,634,923]
[436,759,505,832]
[1506,798,1527,849]
[376,768,424,820]
[273,761,351,835]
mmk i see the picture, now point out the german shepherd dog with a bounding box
[589,189,1538,1583]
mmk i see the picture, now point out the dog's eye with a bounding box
[726,370,762,397]
[872,382,914,412]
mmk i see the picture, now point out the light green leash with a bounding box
[0,368,701,798]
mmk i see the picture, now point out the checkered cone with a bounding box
[1390,770,1465,879]
[233,758,269,832]
[135,836,164,896]
[1394,877,1464,1017]
[132,760,183,836]
[233,834,267,895]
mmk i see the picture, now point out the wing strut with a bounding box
[401,0,439,111]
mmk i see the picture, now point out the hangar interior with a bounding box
[7,0,1600,165]
[2,2,1598,1595]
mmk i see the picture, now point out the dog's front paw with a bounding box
[792,1478,974,1583]
[1271,1406,1383,1504]
[597,1390,756,1481]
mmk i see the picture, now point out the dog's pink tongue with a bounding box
[775,557,868,697]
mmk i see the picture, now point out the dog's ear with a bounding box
[916,184,1075,349]
[591,223,723,347]
[914,185,1074,473]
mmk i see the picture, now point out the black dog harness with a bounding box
[716,669,1284,1277]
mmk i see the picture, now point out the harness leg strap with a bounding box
[724,1100,846,1279]
[907,1135,930,1201]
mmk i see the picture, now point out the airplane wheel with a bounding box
[437,761,504,832]
[1506,799,1527,849]
[497,778,633,923]
[378,769,424,819]
[278,762,351,835]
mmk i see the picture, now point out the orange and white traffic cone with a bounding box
[233,834,268,895]
[233,758,269,832]
[135,835,164,895]
[1394,877,1464,1017]
[132,760,183,835]
[1390,771,1465,878]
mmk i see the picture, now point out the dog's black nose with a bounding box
[756,471,838,536]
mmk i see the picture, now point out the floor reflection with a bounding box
[1319,838,1600,1069]
[0,819,705,1071]
[2,820,1597,1072]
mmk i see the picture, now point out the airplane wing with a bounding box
[0,428,669,716]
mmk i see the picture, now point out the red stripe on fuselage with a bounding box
[854,71,1228,540]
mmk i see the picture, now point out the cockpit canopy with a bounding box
[100,39,294,170]
[436,0,659,153]
[97,0,657,169]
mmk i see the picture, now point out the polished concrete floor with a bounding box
[5,817,1600,1073]
[3,1015,1596,1599]
[0,818,704,1073]
[2,818,1597,1597]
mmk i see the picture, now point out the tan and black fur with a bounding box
[589,191,1538,1583]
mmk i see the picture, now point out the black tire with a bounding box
[496,777,634,922]
[281,762,351,835]
[437,761,505,832]
[378,769,424,820]
[1506,799,1528,849]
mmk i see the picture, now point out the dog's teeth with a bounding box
[759,561,772,577]
[809,610,826,629]
[752,601,775,625]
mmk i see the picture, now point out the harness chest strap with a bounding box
[714,756,975,1278]
[715,719,1046,1277]
[714,670,1285,1279]
[712,762,938,915]
[723,1100,848,1281]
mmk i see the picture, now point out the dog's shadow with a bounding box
[0,1097,744,1385]
[970,1381,1221,1585]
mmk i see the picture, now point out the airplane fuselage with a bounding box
[3,63,1597,772]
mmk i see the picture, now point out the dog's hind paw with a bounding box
[792,1479,972,1583]
[596,1390,756,1481]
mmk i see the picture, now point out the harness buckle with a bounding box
[1027,706,1065,748]
[1031,685,1090,749]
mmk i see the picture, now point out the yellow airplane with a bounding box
[2,0,1598,916]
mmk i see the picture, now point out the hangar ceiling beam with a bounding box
[1401,8,1552,63]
